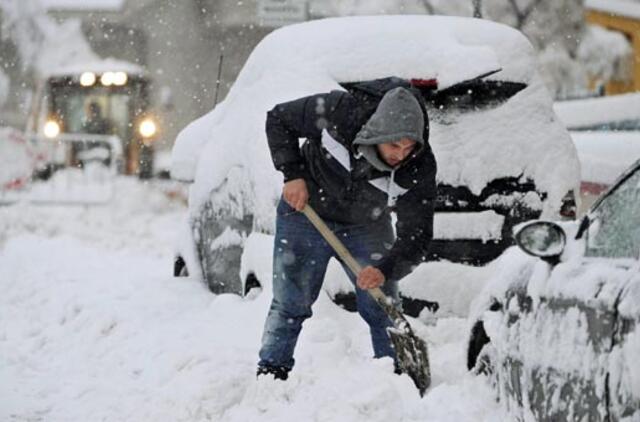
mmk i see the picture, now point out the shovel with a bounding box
[301,204,431,396]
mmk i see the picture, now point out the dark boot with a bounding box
[256,365,290,381]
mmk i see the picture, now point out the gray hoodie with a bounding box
[353,87,425,171]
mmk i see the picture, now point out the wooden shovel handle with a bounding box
[301,205,387,303]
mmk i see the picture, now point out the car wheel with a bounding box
[467,320,491,373]
[194,200,253,295]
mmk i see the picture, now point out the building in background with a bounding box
[585,0,640,94]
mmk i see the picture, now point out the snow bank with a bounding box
[570,131,640,184]
[0,179,507,421]
[0,127,33,189]
[1,167,117,205]
[554,93,640,130]
[172,15,578,230]
[0,177,183,249]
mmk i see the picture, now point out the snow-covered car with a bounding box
[571,131,640,212]
[554,93,640,211]
[467,159,640,421]
[554,93,640,132]
[171,16,579,314]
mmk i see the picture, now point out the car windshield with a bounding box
[586,166,640,259]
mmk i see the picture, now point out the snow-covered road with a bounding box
[0,178,505,421]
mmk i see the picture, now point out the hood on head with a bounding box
[354,87,425,171]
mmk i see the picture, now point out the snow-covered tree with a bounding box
[0,0,47,72]
[0,0,96,76]
[0,0,98,126]
[577,25,633,87]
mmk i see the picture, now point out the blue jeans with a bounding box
[258,199,398,370]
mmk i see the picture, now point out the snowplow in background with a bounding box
[27,59,161,180]
[1,60,163,204]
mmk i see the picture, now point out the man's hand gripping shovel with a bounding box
[301,204,431,396]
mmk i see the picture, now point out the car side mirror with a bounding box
[515,221,566,264]
[575,215,591,240]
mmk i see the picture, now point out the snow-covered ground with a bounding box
[0,177,505,421]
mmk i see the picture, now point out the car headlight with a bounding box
[44,120,61,138]
[139,118,157,138]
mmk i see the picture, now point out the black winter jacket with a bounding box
[266,78,437,280]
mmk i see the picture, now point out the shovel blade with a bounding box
[389,328,431,396]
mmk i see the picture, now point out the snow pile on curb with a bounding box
[0,179,508,421]
[0,127,33,189]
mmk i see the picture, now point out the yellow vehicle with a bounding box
[28,60,161,178]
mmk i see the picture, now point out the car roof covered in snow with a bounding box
[571,131,640,185]
[171,15,579,229]
[554,93,640,130]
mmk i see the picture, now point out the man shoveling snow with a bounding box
[257,79,437,381]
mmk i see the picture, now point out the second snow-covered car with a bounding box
[170,16,580,315]
[467,159,640,421]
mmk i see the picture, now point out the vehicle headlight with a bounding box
[139,118,157,138]
[113,72,128,86]
[44,120,61,138]
[80,72,96,87]
[101,72,115,86]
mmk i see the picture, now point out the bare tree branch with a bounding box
[507,0,544,29]
[419,0,435,15]
[521,0,544,23]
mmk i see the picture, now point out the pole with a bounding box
[214,53,224,105]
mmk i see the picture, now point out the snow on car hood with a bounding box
[171,15,579,230]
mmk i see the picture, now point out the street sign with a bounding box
[257,0,308,27]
